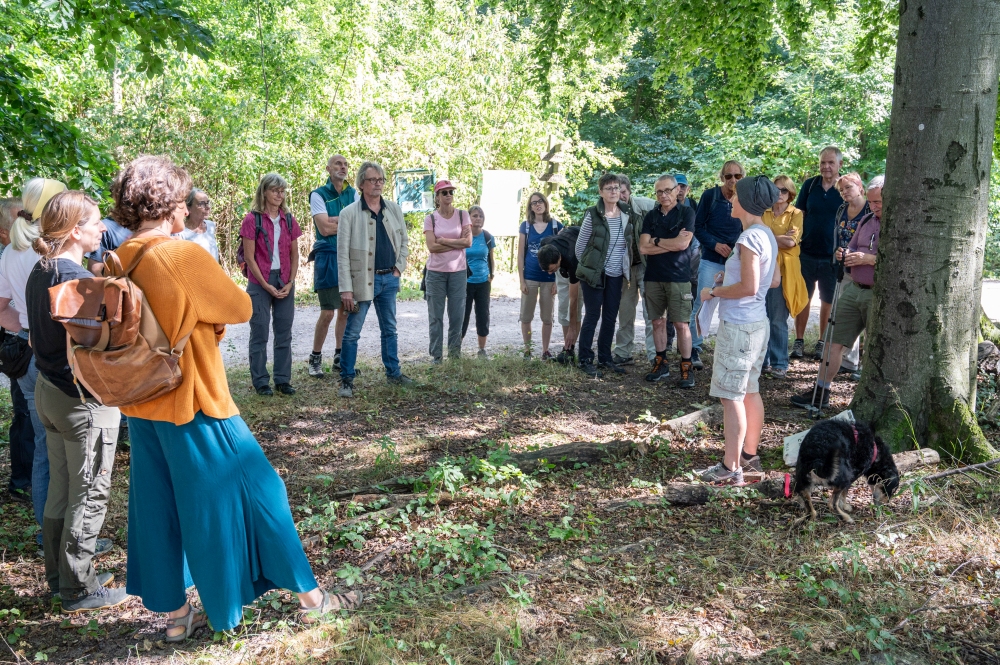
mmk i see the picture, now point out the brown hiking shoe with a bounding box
[645,356,670,382]
[678,360,695,389]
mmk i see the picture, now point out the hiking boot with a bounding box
[850,370,861,382]
[477,349,488,359]
[645,356,670,382]
[599,360,626,375]
[7,489,31,505]
[690,347,704,369]
[741,455,763,473]
[790,387,830,410]
[337,380,354,398]
[53,572,114,600]
[555,349,576,365]
[612,354,635,366]
[791,339,805,359]
[812,340,825,360]
[332,351,342,370]
[255,385,273,396]
[764,367,787,379]
[579,361,602,378]
[61,585,130,614]
[308,352,324,378]
[678,360,695,389]
[95,538,113,557]
[388,374,414,386]
[276,383,296,395]
[542,350,553,361]
[699,462,744,486]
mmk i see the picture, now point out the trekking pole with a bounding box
[808,249,848,419]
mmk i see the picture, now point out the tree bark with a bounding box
[852,0,1000,463]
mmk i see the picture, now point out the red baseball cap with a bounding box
[434,180,456,193]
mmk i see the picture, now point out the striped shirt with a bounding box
[576,209,629,278]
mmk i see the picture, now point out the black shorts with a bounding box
[799,253,836,304]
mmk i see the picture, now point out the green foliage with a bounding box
[407,519,509,587]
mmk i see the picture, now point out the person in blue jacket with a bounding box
[308,154,357,378]
[689,160,745,369]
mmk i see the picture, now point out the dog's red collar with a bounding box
[853,425,878,463]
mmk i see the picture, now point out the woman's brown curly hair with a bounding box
[110,155,192,231]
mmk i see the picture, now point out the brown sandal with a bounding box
[299,589,363,623]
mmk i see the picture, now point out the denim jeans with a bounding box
[765,286,790,370]
[340,272,401,382]
[17,350,48,545]
[691,259,726,351]
[579,274,624,365]
[7,376,34,494]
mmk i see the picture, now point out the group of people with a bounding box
[0,158,360,638]
[0,146,884,634]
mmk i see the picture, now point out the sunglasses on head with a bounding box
[723,173,744,181]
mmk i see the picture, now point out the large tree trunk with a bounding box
[852,0,1000,463]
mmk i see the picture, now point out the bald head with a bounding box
[327,154,350,185]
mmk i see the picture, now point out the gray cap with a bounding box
[735,175,780,217]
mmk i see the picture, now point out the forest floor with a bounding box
[1,340,1000,664]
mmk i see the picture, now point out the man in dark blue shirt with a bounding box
[639,175,697,387]
[690,160,744,368]
[793,146,844,360]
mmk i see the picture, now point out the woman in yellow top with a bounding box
[109,156,360,641]
[760,175,808,378]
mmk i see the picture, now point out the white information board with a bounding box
[480,170,531,237]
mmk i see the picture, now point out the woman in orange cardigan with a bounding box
[110,157,361,641]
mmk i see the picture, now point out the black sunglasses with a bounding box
[439,190,455,196]
[723,173,744,181]
[777,187,789,194]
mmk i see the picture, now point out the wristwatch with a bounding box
[653,237,660,246]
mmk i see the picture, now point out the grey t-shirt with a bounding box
[717,224,778,325]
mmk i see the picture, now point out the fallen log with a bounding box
[599,449,941,510]
[656,404,722,435]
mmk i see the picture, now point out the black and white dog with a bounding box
[793,420,900,523]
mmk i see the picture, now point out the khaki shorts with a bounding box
[710,319,769,400]
[521,279,555,324]
[557,273,583,327]
[831,280,873,347]
[317,287,342,311]
[644,281,694,322]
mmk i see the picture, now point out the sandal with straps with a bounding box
[299,589,363,624]
[165,603,208,643]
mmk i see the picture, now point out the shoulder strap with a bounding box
[483,230,493,245]
[253,211,273,257]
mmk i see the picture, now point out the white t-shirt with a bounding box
[179,220,219,261]
[268,213,281,270]
[310,190,359,218]
[0,246,41,329]
[717,224,778,325]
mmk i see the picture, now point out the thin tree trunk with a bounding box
[853,0,1000,463]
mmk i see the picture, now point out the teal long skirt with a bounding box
[126,413,317,631]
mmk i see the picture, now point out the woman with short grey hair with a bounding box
[180,188,219,261]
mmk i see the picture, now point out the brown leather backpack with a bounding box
[48,237,191,406]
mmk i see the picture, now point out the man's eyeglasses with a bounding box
[364,177,386,185]
[195,201,212,209]
[440,190,455,196]
[655,186,678,197]
[723,173,744,181]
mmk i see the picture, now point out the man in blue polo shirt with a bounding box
[690,160,744,369]
[793,146,844,360]
[308,154,358,377]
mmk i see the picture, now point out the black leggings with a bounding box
[462,280,491,338]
